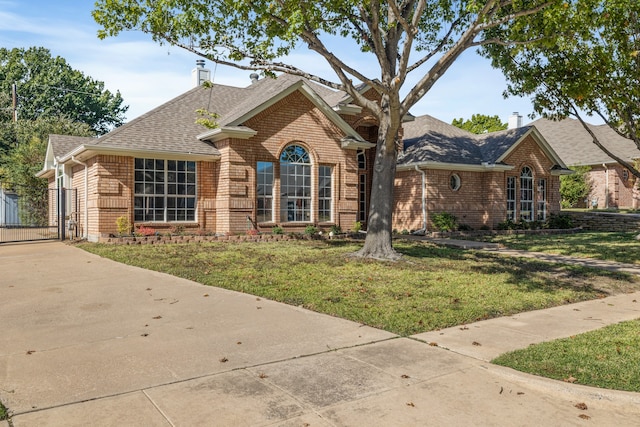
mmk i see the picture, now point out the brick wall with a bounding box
[586,164,639,209]
[391,135,563,232]
[215,89,364,234]
[564,211,640,231]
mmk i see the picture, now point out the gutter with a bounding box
[415,165,427,233]
[70,156,89,239]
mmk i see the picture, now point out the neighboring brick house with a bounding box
[37,72,570,241]
[531,118,640,210]
[396,115,570,231]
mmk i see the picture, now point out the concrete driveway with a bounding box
[1,241,639,426]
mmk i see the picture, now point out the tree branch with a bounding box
[571,105,640,179]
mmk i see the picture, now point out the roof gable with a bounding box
[399,115,568,172]
[531,118,639,166]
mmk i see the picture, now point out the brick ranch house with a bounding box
[37,70,571,241]
[531,117,639,210]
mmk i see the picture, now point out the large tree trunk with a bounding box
[353,111,401,260]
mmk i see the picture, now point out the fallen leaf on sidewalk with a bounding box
[472,341,482,346]
[517,392,525,395]
[141,333,149,337]
[578,414,591,420]
[575,402,588,410]
[220,357,229,363]
[152,315,162,319]
[26,350,35,355]
[460,326,469,330]
[258,373,268,379]
[203,294,209,297]
[406,402,415,407]
[564,376,578,383]
[429,342,438,346]
[401,374,410,379]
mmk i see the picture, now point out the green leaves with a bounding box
[451,114,508,134]
[0,47,128,135]
[484,0,640,168]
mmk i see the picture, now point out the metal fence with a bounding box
[0,187,77,244]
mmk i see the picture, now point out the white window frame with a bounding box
[506,176,516,220]
[256,161,274,223]
[134,158,197,222]
[280,145,312,223]
[318,165,333,223]
[520,167,534,222]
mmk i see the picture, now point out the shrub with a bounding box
[458,224,473,231]
[431,212,458,232]
[546,213,573,229]
[115,215,132,236]
[170,224,186,236]
[135,225,157,237]
[352,221,362,232]
[330,224,342,234]
[560,166,592,208]
[272,225,284,235]
[304,225,318,236]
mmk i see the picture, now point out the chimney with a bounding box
[192,60,211,87]
[508,112,523,129]
[250,73,259,84]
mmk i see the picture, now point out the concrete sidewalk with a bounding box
[1,242,640,426]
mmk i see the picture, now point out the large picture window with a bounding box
[134,158,196,222]
[280,145,311,222]
[256,161,274,223]
[520,167,534,221]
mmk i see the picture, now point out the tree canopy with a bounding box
[452,114,507,134]
[0,47,128,135]
[93,0,577,259]
[483,0,640,178]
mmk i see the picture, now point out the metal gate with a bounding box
[0,187,77,244]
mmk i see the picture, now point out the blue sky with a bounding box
[1,0,537,124]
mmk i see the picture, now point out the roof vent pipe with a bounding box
[508,112,523,129]
[250,73,259,84]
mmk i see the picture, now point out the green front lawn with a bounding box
[476,231,640,265]
[79,240,638,336]
[493,319,640,392]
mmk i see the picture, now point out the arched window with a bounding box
[520,167,534,221]
[280,145,311,222]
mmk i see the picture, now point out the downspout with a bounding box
[603,163,609,209]
[415,165,427,233]
[70,156,89,239]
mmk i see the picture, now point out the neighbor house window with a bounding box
[134,158,196,222]
[506,176,516,220]
[520,167,534,221]
[280,145,311,222]
[537,178,547,221]
[318,165,333,222]
[256,161,273,223]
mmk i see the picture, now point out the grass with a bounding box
[475,231,640,265]
[79,239,639,336]
[493,319,640,392]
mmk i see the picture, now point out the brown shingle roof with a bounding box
[51,74,353,159]
[530,118,639,166]
[399,115,533,166]
[49,134,95,158]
